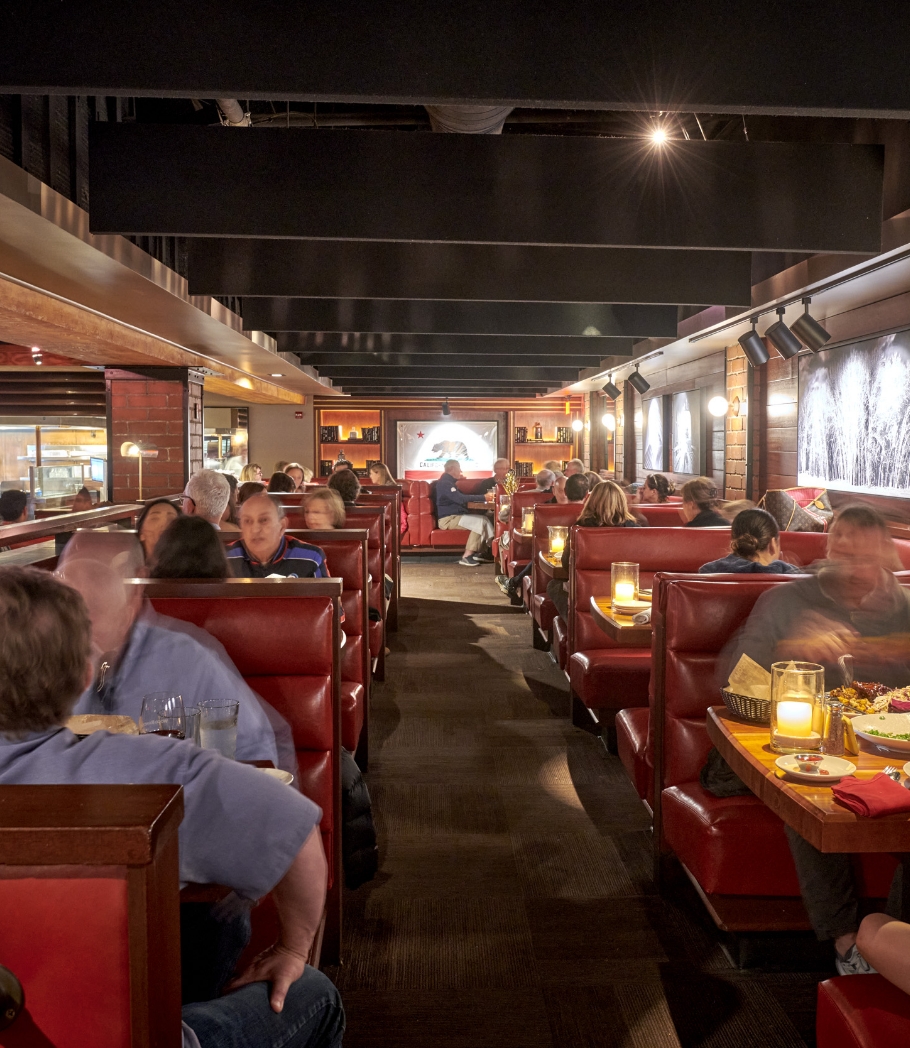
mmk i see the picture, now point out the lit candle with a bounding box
[550,535,565,554]
[776,699,814,738]
[614,582,636,602]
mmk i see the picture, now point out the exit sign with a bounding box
[295,411,303,419]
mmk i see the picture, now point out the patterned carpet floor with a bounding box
[323,559,830,1047]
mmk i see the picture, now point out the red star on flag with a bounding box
[417,431,424,439]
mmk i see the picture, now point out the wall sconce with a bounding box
[120,440,158,500]
[602,413,616,431]
[707,396,729,417]
[571,418,584,432]
[731,396,741,417]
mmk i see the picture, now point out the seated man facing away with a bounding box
[57,543,280,768]
[228,493,329,579]
[182,469,231,529]
[564,458,585,477]
[726,505,910,975]
[534,469,555,494]
[0,567,343,1048]
[435,458,494,568]
[0,489,28,525]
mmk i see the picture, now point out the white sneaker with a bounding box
[835,944,877,976]
[459,554,481,567]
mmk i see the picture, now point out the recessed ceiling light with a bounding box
[270,373,285,377]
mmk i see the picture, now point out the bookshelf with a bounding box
[511,408,580,475]
[316,409,382,477]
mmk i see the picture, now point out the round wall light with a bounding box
[602,413,616,431]
[571,418,584,432]
[707,396,729,418]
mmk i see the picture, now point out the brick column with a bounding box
[106,368,204,502]
[724,344,747,499]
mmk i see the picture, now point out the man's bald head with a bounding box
[239,492,287,565]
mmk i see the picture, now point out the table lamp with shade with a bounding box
[119,440,158,500]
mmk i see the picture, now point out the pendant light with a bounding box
[765,306,802,360]
[790,297,832,353]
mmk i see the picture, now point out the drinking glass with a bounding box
[521,506,535,533]
[770,661,825,754]
[198,700,240,759]
[139,692,186,739]
[184,706,201,745]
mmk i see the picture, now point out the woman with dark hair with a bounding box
[149,515,229,579]
[698,509,800,574]
[267,471,297,493]
[327,468,361,505]
[639,473,675,504]
[136,498,181,561]
[237,480,267,505]
[680,477,729,527]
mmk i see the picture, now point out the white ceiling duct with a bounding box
[215,98,251,126]
[424,105,513,134]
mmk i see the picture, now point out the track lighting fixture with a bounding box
[441,398,451,416]
[738,319,770,368]
[627,365,650,395]
[602,376,621,401]
[790,297,832,353]
[765,307,802,360]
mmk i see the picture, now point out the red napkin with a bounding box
[832,773,910,817]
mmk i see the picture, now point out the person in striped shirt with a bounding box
[227,494,329,579]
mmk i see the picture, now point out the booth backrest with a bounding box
[342,505,387,618]
[530,503,584,598]
[650,572,800,796]
[356,490,400,627]
[0,783,183,1047]
[509,488,556,532]
[569,527,735,654]
[404,479,433,545]
[638,504,686,527]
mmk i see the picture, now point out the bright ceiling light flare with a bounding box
[651,127,668,145]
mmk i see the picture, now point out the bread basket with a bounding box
[721,688,770,726]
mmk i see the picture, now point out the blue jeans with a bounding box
[182,967,345,1048]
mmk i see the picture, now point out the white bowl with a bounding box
[260,767,295,786]
[775,754,856,784]
[852,713,910,753]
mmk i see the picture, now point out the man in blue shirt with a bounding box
[435,459,494,567]
[228,494,329,578]
[0,566,343,1048]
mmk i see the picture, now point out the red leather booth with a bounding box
[527,503,584,647]
[817,976,910,1048]
[359,484,404,630]
[132,577,346,962]
[505,489,559,577]
[641,572,895,932]
[566,527,733,732]
[637,504,687,527]
[401,477,493,549]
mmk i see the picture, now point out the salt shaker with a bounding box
[821,700,846,757]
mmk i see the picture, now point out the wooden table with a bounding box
[467,501,494,511]
[537,549,568,580]
[589,596,652,646]
[707,705,910,913]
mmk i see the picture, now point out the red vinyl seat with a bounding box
[506,490,556,576]
[553,615,568,669]
[637,504,687,527]
[817,976,910,1048]
[528,503,584,645]
[616,706,652,806]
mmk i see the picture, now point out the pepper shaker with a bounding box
[821,699,846,757]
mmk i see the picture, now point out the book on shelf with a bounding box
[514,461,534,477]
[555,426,572,444]
[319,460,334,476]
[319,425,340,443]
[514,426,528,443]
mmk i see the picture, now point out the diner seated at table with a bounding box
[240,462,263,483]
[474,458,511,498]
[679,477,730,527]
[496,473,590,602]
[238,480,267,504]
[698,509,801,575]
[369,462,409,533]
[547,480,642,621]
[0,488,28,524]
[304,488,347,529]
[0,566,344,1048]
[267,470,298,493]
[638,473,675,504]
[71,485,95,512]
[327,468,361,506]
[183,470,231,530]
[856,913,910,995]
[136,497,181,561]
[284,462,307,491]
[724,505,910,975]
[150,516,230,579]
[435,459,495,567]
[228,493,329,579]
[56,540,281,768]
[534,468,556,494]
[564,458,585,477]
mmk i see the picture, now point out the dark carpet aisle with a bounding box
[324,560,826,1048]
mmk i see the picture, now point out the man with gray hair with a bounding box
[535,469,556,493]
[435,459,495,567]
[183,469,231,528]
[564,458,585,477]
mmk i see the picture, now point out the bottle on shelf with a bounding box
[533,421,543,441]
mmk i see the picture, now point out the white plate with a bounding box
[613,600,651,615]
[775,755,856,783]
[852,713,910,753]
[260,767,295,786]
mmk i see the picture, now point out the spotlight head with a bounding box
[791,298,831,353]
[627,366,650,395]
[651,127,668,145]
[441,398,451,416]
[738,320,770,368]
[602,378,621,400]
[765,307,802,360]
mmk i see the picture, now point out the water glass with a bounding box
[139,692,186,739]
[198,700,240,759]
[184,706,201,746]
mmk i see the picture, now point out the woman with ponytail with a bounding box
[698,508,800,574]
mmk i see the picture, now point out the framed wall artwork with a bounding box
[396,419,499,479]
[670,390,703,475]
[642,396,665,471]
[798,329,910,497]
